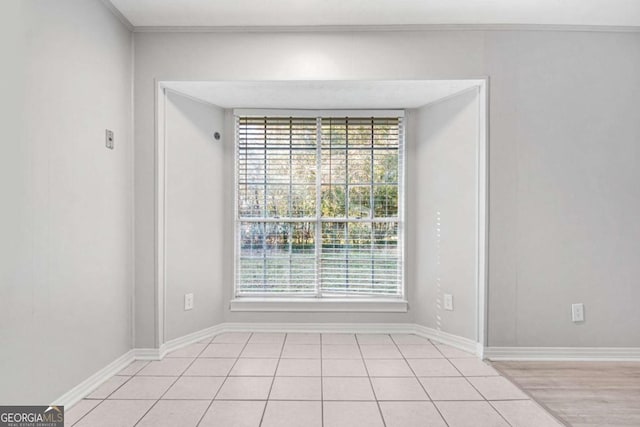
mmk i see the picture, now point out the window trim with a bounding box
[233,109,406,307]
[229,297,408,312]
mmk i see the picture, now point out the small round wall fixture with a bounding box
[213,131,221,140]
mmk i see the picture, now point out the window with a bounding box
[235,112,404,301]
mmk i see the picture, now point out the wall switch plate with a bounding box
[105,129,114,150]
[184,293,194,311]
[443,294,454,311]
[571,303,584,322]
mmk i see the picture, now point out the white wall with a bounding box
[409,89,479,341]
[134,30,640,348]
[0,0,133,403]
[164,91,225,340]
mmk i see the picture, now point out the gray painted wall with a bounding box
[135,30,640,348]
[164,92,226,340]
[409,89,479,341]
[0,0,133,403]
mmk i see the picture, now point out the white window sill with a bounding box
[229,298,408,313]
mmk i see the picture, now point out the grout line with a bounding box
[195,332,255,427]
[257,334,287,426]
[71,359,155,426]
[488,362,570,427]
[354,334,387,427]
[390,335,450,427]
[133,340,213,426]
[443,349,515,427]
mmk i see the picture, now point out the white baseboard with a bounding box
[53,350,136,409]
[485,346,640,361]
[221,321,415,334]
[132,347,164,361]
[160,323,228,356]
[412,324,481,356]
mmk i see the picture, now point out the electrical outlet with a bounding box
[571,303,584,322]
[443,294,454,311]
[184,293,194,311]
[105,129,114,150]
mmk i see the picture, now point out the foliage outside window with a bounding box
[236,113,404,298]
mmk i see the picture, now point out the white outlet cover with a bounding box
[184,293,194,311]
[443,294,453,311]
[571,303,584,322]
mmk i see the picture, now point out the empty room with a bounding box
[2,1,639,426]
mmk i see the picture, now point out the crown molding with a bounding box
[100,0,134,32]
[132,23,640,34]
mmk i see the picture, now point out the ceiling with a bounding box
[162,80,483,110]
[109,0,640,28]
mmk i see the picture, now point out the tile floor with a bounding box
[65,333,563,427]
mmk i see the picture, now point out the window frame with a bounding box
[232,109,407,312]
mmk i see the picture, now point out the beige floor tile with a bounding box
[162,376,224,399]
[109,376,176,399]
[371,377,429,401]
[449,358,499,376]
[419,377,484,401]
[379,401,447,427]
[281,344,320,359]
[136,358,192,376]
[136,400,210,427]
[323,401,384,427]
[229,358,278,376]
[166,343,207,358]
[491,400,564,427]
[216,376,273,400]
[435,344,476,358]
[356,334,393,344]
[261,401,322,427]
[321,333,357,345]
[322,344,362,359]
[360,344,403,359]
[74,400,155,427]
[86,376,130,399]
[398,344,443,358]
[183,358,235,376]
[436,401,510,427]
[270,376,322,400]
[468,376,530,400]
[200,343,245,358]
[365,359,414,377]
[116,360,149,376]
[277,358,321,376]
[322,359,368,377]
[248,333,286,344]
[211,332,251,344]
[240,343,283,358]
[199,400,266,427]
[323,377,375,400]
[285,333,320,344]
[64,399,100,426]
[390,334,431,345]
[407,358,461,377]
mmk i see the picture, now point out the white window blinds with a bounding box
[236,113,404,298]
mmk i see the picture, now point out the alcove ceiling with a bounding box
[163,80,483,110]
[109,0,640,28]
